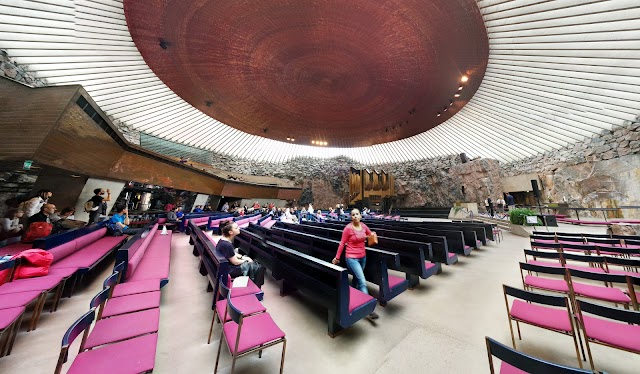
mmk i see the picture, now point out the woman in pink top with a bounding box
[332,208,379,319]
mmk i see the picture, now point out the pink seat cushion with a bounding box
[565,264,605,274]
[47,267,78,278]
[0,306,25,329]
[0,290,41,309]
[142,234,172,258]
[222,312,285,354]
[348,286,375,314]
[84,308,160,349]
[500,362,527,374]
[49,241,78,263]
[0,243,32,256]
[67,333,158,374]
[0,275,64,295]
[229,279,262,298]
[102,291,161,318]
[127,257,170,282]
[532,239,557,244]
[75,228,107,250]
[582,315,640,353]
[216,294,266,322]
[52,236,124,269]
[510,299,573,332]
[388,275,406,289]
[112,279,160,298]
[572,282,630,304]
[263,220,277,229]
[424,261,437,271]
[447,252,456,259]
[524,275,568,293]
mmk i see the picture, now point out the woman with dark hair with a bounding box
[332,208,378,319]
[215,220,265,288]
[1,208,24,234]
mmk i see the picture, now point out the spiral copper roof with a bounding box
[124,0,488,147]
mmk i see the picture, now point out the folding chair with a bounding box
[502,285,584,367]
[207,276,266,344]
[54,309,157,374]
[519,262,569,295]
[566,268,634,310]
[575,299,640,371]
[485,336,602,374]
[215,293,286,373]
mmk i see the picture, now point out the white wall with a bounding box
[191,194,209,212]
[73,178,126,222]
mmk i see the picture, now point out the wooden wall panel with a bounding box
[221,182,278,199]
[34,104,126,176]
[277,188,301,201]
[110,152,225,195]
[0,78,77,160]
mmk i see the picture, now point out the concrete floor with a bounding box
[1,224,639,374]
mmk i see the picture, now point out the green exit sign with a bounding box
[23,160,33,170]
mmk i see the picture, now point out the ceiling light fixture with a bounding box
[454,94,461,97]
[312,140,316,144]
[461,75,468,82]
[291,138,295,142]
[70,174,82,178]
[437,113,441,117]
[458,86,463,91]
[159,39,169,49]
[286,137,291,141]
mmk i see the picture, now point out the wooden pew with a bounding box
[266,227,408,305]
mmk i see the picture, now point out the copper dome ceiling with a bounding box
[124,0,488,147]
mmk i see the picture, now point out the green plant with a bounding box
[509,208,542,226]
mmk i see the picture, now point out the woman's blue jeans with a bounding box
[345,257,368,294]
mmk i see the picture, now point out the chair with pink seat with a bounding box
[566,268,636,310]
[207,276,266,344]
[485,336,600,374]
[575,299,640,371]
[214,292,286,374]
[519,262,571,295]
[95,271,161,319]
[502,285,584,368]
[54,309,158,374]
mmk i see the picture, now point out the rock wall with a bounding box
[0,49,46,87]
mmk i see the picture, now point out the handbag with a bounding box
[367,232,378,246]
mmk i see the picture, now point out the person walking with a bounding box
[332,208,379,320]
[87,188,110,224]
[506,193,516,211]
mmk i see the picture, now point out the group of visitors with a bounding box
[484,193,516,217]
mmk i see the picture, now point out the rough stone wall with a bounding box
[0,49,46,87]
[0,171,38,218]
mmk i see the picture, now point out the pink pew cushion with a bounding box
[0,290,41,309]
[0,306,25,329]
[572,282,630,304]
[388,275,406,289]
[0,243,32,256]
[500,362,527,374]
[348,286,375,314]
[127,258,170,282]
[510,299,572,332]
[67,333,158,374]
[263,220,277,229]
[216,294,266,322]
[75,228,107,250]
[142,233,172,258]
[447,252,456,259]
[582,315,640,353]
[84,308,160,349]
[0,275,64,295]
[524,275,569,293]
[102,291,161,318]
[49,240,78,263]
[424,261,437,271]
[50,237,123,269]
[223,312,285,354]
[112,279,160,298]
[47,267,78,278]
[229,279,262,298]
[157,218,167,224]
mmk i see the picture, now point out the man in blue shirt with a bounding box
[175,207,184,219]
[109,206,140,235]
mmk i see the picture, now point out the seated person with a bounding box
[1,209,24,240]
[28,203,55,225]
[51,207,84,234]
[165,207,181,232]
[108,206,140,235]
[215,221,265,288]
[193,205,203,213]
[175,206,184,219]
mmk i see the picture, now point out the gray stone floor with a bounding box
[1,224,639,373]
